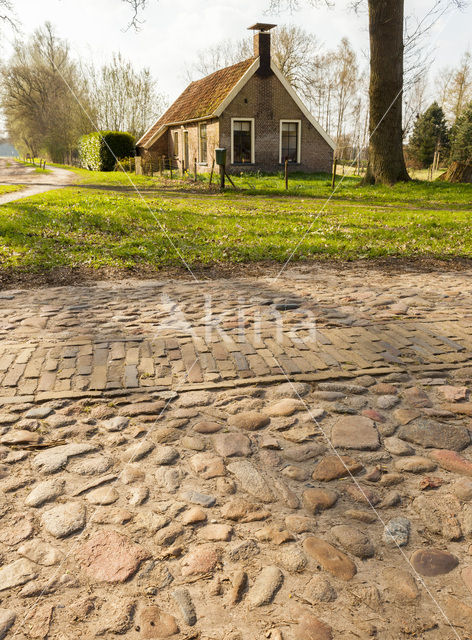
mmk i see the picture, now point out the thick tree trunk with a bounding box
[363,0,410,185]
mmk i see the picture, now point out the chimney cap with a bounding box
[247,23,277,32]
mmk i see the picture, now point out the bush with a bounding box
[78,131,135,171]
[115,156,135,172]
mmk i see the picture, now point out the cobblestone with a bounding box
[2,266,472,638]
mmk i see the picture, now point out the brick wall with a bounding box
[219,72,333,173]
[146,119,219,175]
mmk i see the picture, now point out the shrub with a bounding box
[115,156,135,172]
[78,131,135,171]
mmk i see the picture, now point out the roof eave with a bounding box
[137,114,218,149]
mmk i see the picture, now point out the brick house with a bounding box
[136,24,335,174]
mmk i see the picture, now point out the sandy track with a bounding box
[0,157,77,204]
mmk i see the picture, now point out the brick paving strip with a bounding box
[0,265,471,402]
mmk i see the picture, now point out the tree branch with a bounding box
[121,0,151,30]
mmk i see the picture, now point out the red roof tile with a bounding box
[138,58,256,147]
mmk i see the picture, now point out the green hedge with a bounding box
[78,131,135,171]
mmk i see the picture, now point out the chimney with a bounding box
[248,23,277,76]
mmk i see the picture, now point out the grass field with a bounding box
[0,167,471,277]
[61,164,472,208]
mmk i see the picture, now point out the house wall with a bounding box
[219,71,333,173]
[156,119,220,174]
[137,135,168,173]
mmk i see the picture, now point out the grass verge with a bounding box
[0,182,471,278]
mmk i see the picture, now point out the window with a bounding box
[232,119,254,164]
[280,120,301,163]
[173,131,179,157]
[199,124,208,164]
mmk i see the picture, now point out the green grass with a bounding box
[0,184,25,195]
[52,165,472,209]
[13,158,51,174]
[221,171,472,209]
[0,173,471,274]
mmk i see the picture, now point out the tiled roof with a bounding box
[138,58,256,147]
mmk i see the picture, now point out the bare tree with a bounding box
[269,0,465,184]
[403,73,428,138]
[185,24,322,105]
[436,50,472,122]
[331,38,359,143]
[0,0,16,30]
[185,38,253,81]
[272,25,322,102]
[87,53,167,139]
[1,23,91,161]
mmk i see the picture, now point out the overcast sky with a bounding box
[4,0,472,103]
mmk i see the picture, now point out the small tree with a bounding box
[408,102,449,167]
[450,101,472,164]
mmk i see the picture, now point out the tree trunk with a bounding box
[438,161,472,183]
[363,0,410,185]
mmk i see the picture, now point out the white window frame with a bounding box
[231,117,255,165]
[279,119,301,164]
[198,122,208,166]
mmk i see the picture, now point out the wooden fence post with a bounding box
[209,159,215,187]
[284,158,288,190]
[331,157,337,190]
[194,158,197,182]
[170,158,173,180]
[219,163,225,190]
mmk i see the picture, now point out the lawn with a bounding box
[0,184,25,195]
[0,168,471,278]
[53,163,472,209]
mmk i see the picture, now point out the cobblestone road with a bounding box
[2,265,472,639]
[1,265,471,402]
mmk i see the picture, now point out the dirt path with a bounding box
[0,157,77,203]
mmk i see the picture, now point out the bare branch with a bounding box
[0,0,18,31]
[121,0,151,31]
[267,0,332,12]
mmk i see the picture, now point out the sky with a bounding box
[3,0,472,104]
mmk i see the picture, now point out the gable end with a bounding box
[270,62,335,150]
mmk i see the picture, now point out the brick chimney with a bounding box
[248,23,277,76]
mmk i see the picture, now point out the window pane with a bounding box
[233,120,252,164]
[281,122,298,163]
